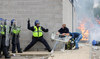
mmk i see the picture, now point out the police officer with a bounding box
[69,32,83,50]
[24,19,51,52]
[0,19,10,58]
[4,19,10,51]
[11,21,22,53]
[8,19,15,51]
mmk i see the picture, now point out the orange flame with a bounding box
[78,23,89,41]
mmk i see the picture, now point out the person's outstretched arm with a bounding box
[41,26,48,32]
[27,19,34,31]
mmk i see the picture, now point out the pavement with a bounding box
[91,46,100,59]
[49,43,90,59]
[0,43,90,59]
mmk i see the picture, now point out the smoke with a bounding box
[73,0,100,42]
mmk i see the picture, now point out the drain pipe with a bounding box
[72,0,74,32]
[69,0,74,32]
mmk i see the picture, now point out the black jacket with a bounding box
[58,27,69,34]
[27,22,48,33]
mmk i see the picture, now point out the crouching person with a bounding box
[11,21,22,53]
[23,19,51,52]
[69,32,83,50]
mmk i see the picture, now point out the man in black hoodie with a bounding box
[24,19,51,52]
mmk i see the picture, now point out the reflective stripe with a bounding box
[33,26,43,37]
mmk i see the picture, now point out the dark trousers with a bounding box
[24,36,51,51]
[12,34,21,52]
[0,35,9,56]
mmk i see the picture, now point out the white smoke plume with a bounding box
[73,0,100,42]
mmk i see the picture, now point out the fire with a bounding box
[78,23,89,41]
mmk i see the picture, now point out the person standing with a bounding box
[51,24,69,53]
[0,19,10,58]
[11,21,22,53]
[24,19,51,52]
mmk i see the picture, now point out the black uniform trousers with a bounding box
[12,34,21,52]
[0,35,9,56]
[24,36,51,51]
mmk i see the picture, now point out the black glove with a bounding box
[28,18,30,23]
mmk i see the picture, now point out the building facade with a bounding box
[0,0,73,50]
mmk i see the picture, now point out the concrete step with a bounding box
[10,51,50,56]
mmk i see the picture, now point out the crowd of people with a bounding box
[0,18,82,58]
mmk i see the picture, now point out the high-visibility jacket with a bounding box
[12,27,21,34]
[0,25,5,35]
[33,26,43,37]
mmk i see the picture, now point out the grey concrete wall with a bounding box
[63,0,76,32]
[63,0,72,32]
[0,0,72,51]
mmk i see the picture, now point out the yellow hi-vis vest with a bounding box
[33,26,43,37]
[12,27,21,34]
[0,25,5,35]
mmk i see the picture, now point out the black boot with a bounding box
[23,49,27,52]
[12,51,16,53]
[5,55,11,58]
[48,49,51,52]
[18,51,22,53]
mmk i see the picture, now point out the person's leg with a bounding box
[0,46,2,58]
[0,38,2,52]
[23,37,37,51]
[75,35,82,48]
[39,37,51,52]
[12,34,16,53]
[0,37,2,58]
[3,47,11,58]
[2,35,10,58]
[16,35,22,53]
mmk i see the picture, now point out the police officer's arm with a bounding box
[27,20,35,31]
[41,27,48,32]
